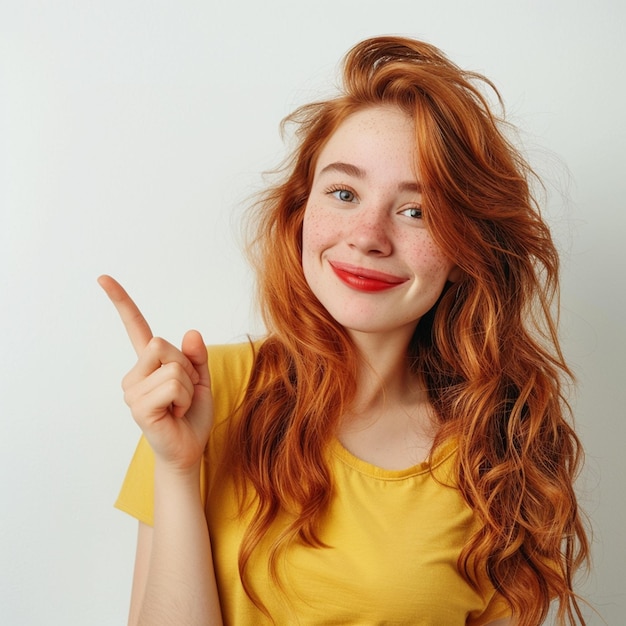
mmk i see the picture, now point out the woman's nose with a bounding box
[346,209,392,256]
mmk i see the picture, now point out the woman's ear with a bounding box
[447,265,462,283]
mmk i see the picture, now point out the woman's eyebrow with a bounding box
[318,161,422,192]
[319,161,365,178]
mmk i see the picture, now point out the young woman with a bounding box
[100,36,589,626]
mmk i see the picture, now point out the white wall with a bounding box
[1,1,623,623]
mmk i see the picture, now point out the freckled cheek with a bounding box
[404,236,455,278]
[302,206,341,254]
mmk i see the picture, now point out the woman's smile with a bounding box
[329,260,408,292]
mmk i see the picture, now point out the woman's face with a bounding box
[301,105,459,345]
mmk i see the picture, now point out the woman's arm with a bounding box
[128,523,151,626]
[128,466,222,626]
[99,276,223,626]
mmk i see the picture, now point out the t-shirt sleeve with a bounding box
[114,434,156,526]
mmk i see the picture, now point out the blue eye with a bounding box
[331,189,356,202]
[401,207,423,219]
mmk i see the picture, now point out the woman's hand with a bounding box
[98,275,213,471]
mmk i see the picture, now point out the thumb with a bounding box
[181,330,210,388]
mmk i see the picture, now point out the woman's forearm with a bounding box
[136,461,223,626]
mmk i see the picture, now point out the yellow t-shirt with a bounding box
[115,342,510,625]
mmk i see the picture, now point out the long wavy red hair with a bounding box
[226,36,589,624]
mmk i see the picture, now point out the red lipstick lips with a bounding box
[329,261,407,292]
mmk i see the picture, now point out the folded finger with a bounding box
[123,337,200,388]
[126,374,195,425]
[125,359,197,403]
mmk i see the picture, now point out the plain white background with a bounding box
[1,1,624,623]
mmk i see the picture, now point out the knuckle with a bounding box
[165,377,186,396]
[127,397,155,427]
[167,361,186,378]
[122,386,136,408]
[149,336,167,352]
[121,371,132,391]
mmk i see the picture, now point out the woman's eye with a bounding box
[401,207,423,219]
[331,189,356,203]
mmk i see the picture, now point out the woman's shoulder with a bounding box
[207,339,260,375]
[206,339,263,422]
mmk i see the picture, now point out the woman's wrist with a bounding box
[153,455,202,480]
[152,457,205,510]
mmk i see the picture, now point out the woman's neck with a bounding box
[348,326,417,408]
[335,327,438,470]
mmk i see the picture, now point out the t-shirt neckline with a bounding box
[329,437,457,480]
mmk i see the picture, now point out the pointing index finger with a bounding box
[98,275,154,356]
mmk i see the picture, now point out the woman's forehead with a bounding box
[313,106,419,183]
